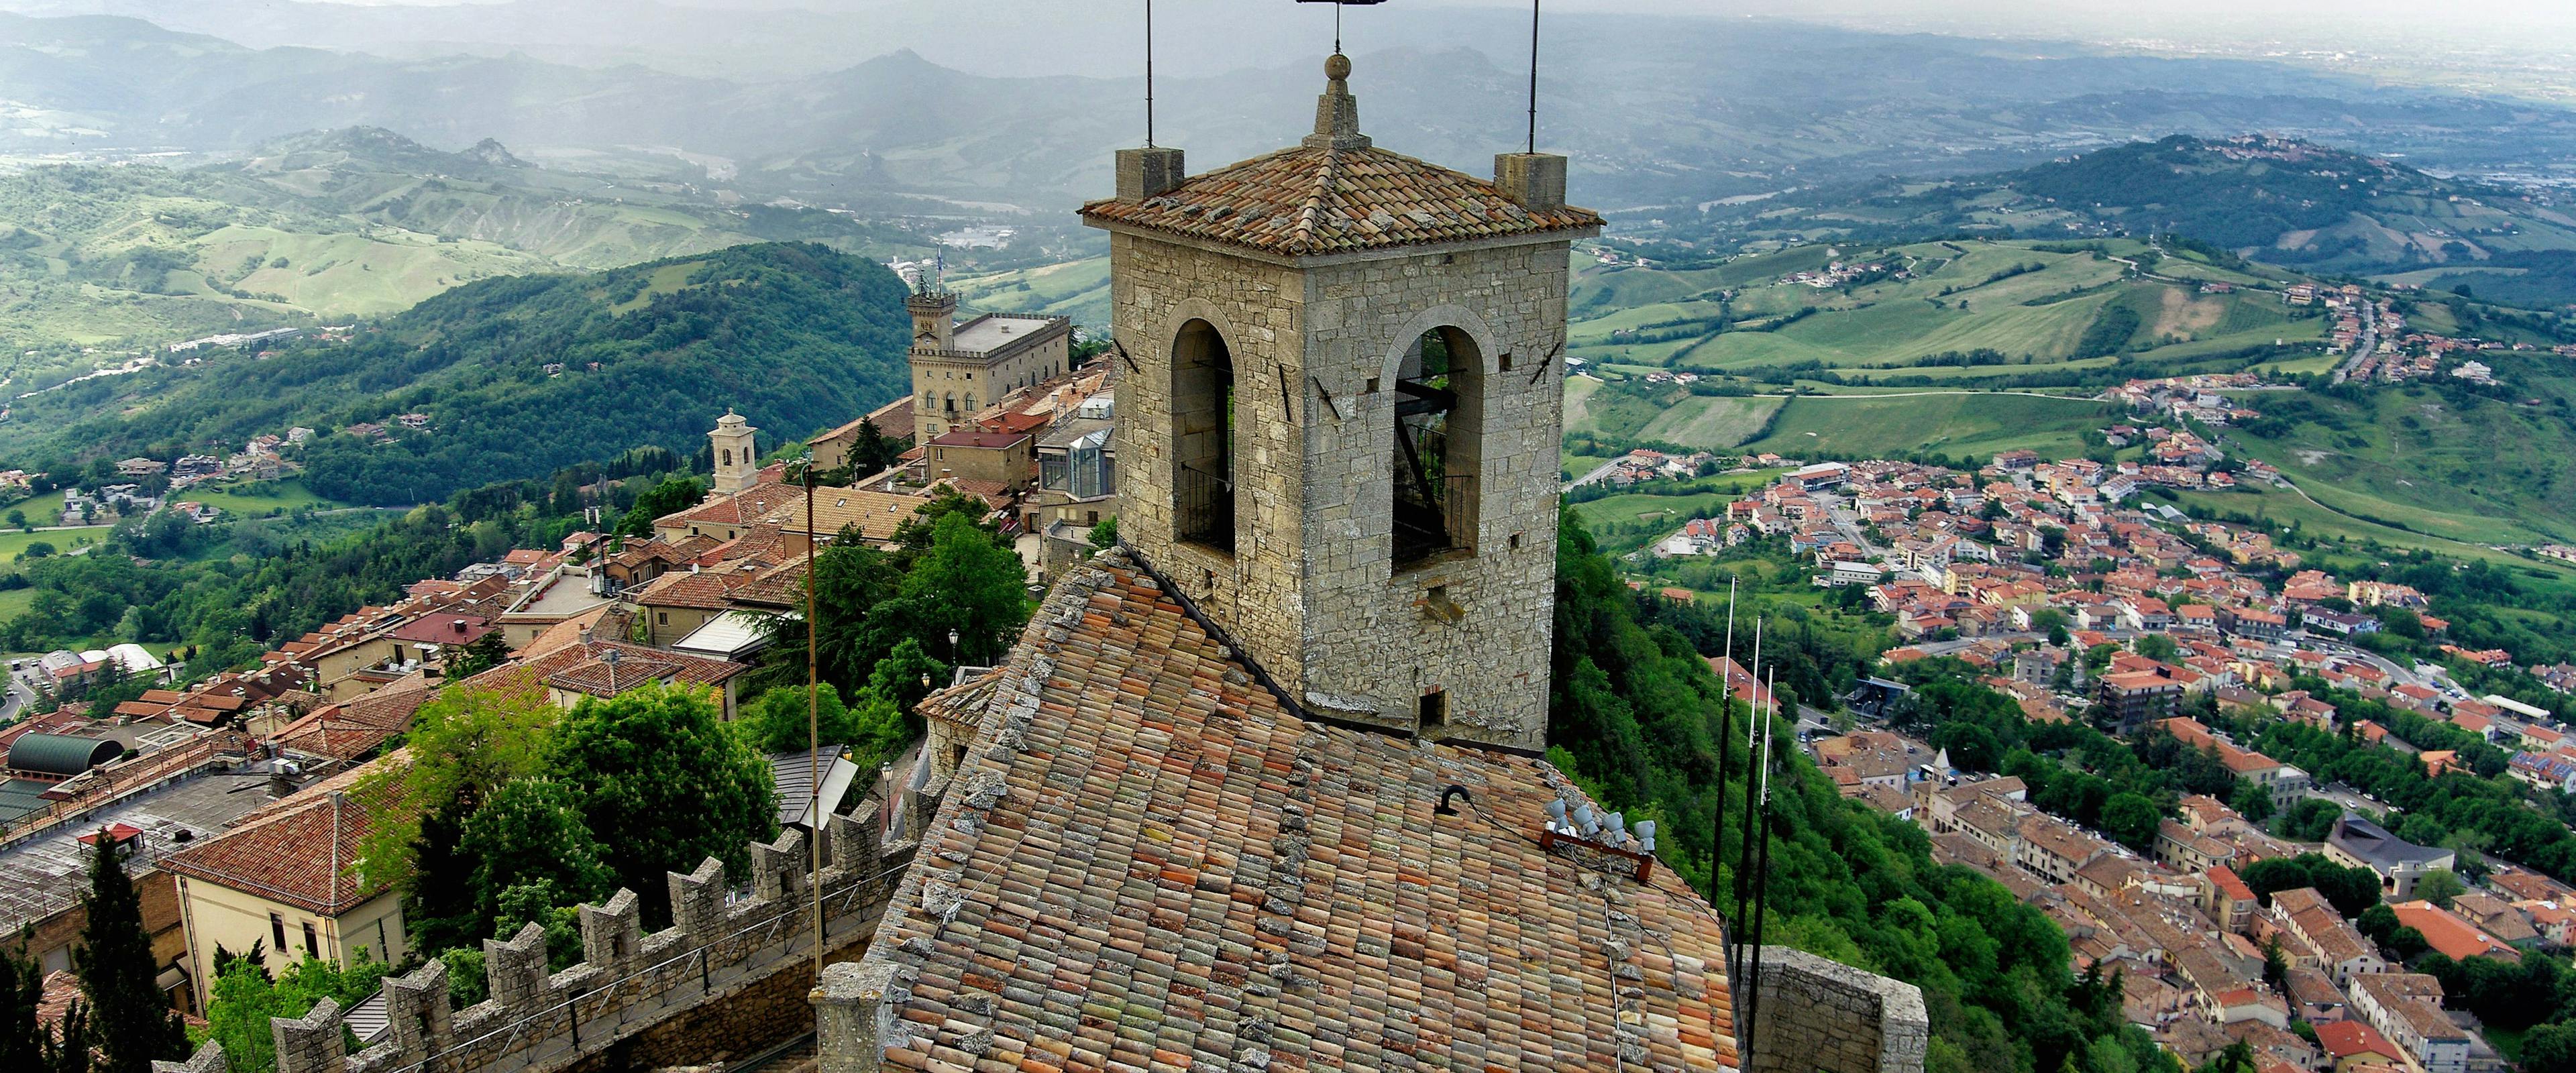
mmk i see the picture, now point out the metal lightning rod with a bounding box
[1527,0,1541,155]
[1144,0,1156,147]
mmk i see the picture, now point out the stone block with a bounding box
[667,857,727,939]
[751,829,809,905]
[272,997,347,1073]
[582,889,644,974]
[155,1043,229,1073]
[385,958,452,1063]
[813,960,906,1073]
[484,922,550,1012]
[1115,147,1186,202]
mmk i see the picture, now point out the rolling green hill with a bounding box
[1566,237,2326,397]
[1656,135,2576,300]
[0,127,910,353]
[0,242,914,506]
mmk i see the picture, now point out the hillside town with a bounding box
[1618,417,2576,1072]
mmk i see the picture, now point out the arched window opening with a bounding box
[1393,327,1481,567]
[720,449,733,467]
[1173,319,1236,553]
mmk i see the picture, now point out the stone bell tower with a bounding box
[1079,54,1601,752]
[709,409,758,495]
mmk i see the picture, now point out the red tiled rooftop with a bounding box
[880,551,1736,1071]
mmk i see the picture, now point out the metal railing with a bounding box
[1394,473,1476,566]
[1176,461,1234,554]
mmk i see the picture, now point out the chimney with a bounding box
[1494,153,1568,212]
[1116,146,1186,203]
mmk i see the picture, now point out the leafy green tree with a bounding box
[203,954,390,1073]
[551,683,777,926]
[2135,633,2179,663]
[614,476,706,539]
[2413,868,2467,910]
[896,512,1031,665]
[355,684,561,952]
[2385,925,2430,960]
[737,683,861,756]
[445,630,511,680]
[2194,1040,2257,1073]
[72,829,184,1073]
[2099,792,2161,851]
[865,638,948,718]
[459,779,614,938]
[1087,516,1118,551]
[2523,1021,2576,1073]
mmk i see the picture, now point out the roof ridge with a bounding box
[1291,145,1342,255]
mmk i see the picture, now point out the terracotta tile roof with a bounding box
[472,638,746,698]
[161,751,408,915]
[272,683,436,762]
[778,490,936,544]
[1079,59,1600,257]
[872,551,1735,1071]
[656,481,804,532]
[1083,144,1601,257]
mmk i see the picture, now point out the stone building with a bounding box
[904,278,1073,441]
[1079,52,1595,752]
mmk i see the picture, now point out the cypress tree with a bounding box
[71,830,183,1073]
[1,940,44,1072]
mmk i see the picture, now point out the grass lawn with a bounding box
[178,478,345,518]
[0,527,109,563]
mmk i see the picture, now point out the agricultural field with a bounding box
[1565,238,2324,384]
[1738,392,2119,461]
[950,256,1110,327]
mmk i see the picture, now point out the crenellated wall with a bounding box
[170,800,920,1073]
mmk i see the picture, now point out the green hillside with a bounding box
[1653,135,2576,300]
[0,242,914,506]
[1567,237,2324,391]
[2219,374,2576,544]
[0,128,910,355]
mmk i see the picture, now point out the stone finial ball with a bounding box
[1326,54,1352,80]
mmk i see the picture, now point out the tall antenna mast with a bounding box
[1731,617,1763,983]
[1710,576,1737,907]
[804,452,824,981]
[1144,0,1157,147]
[1745,667,1781,1066]
[1527,0,1542,155]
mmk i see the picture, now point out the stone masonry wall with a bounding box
[1105,227,1580,752]
[177,805,916,1073]
[1746,946,1930,1073]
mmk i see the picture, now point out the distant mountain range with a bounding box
[1655,135,2576,304]
[8,11,2576,213]
[0,126,904,353]
[0,242,914,504]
